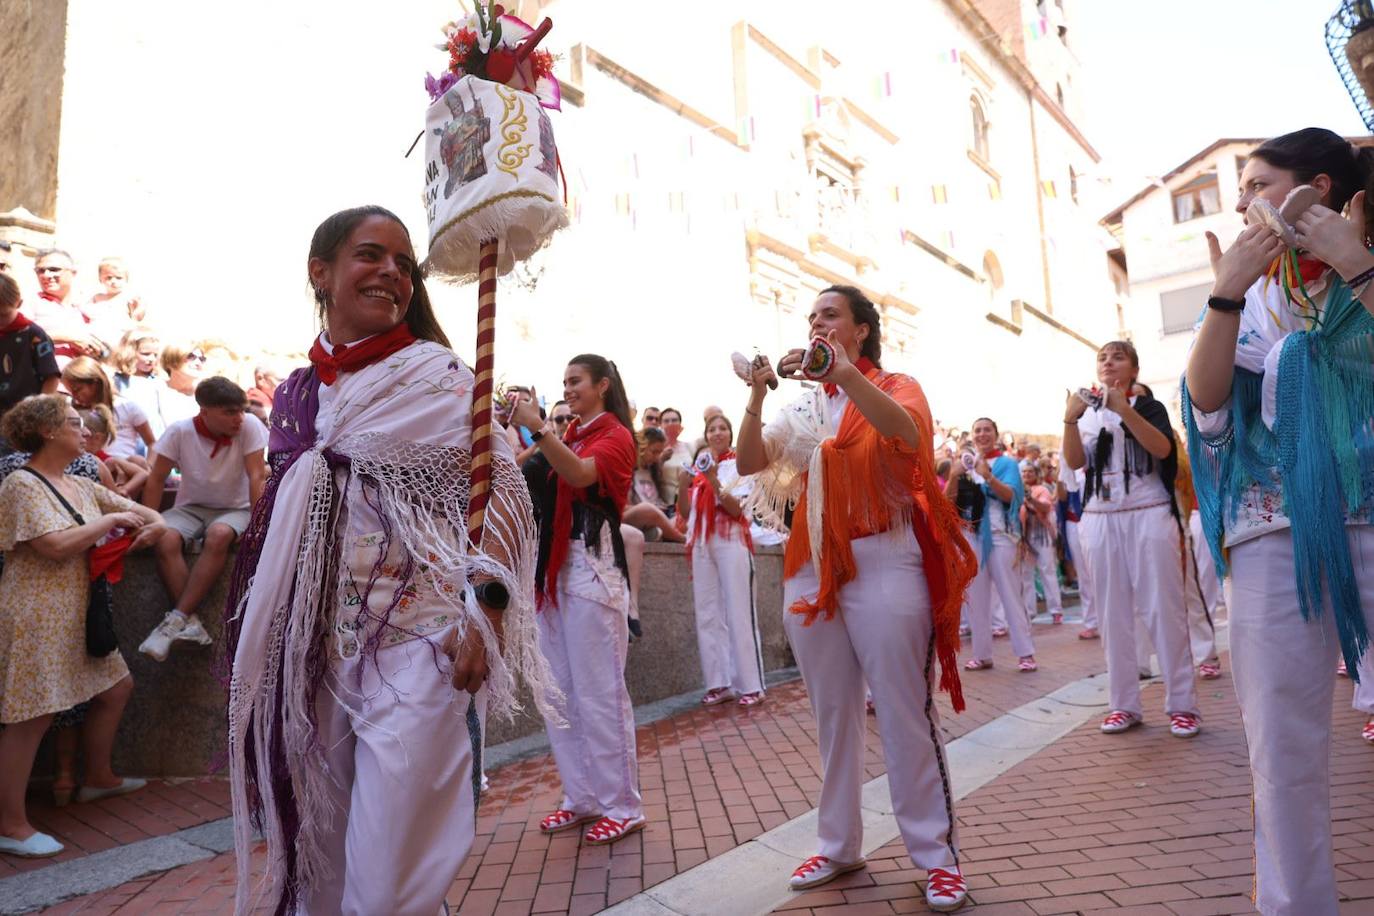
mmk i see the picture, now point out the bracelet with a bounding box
[1344,263,1374,290]
[1063,418,1078,425]
[1206,295,1245,313]
[744,406,761,419]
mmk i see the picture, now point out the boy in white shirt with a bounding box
[139,377,268,660]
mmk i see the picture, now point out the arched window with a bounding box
[970,96,990,161]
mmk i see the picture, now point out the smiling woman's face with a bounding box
[310,215,415,345]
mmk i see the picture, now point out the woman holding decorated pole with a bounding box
[678,412,765,708]
[510,354,646,846]
[737,285,977,912]
[945,417,1037,671]
[1184,127,1374,915]
[224,206,552,915]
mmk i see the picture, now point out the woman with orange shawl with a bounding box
[737,286,977,913]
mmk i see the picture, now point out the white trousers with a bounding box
[1079,505,1197,719]
[1229,527,1374,916]
[1354,650,1374,714]
[1065,519,1097,629]
[783,527,959,869]
[1021,541,1063,615]
[306,634,484,916]
[967,540,1035,661]
[539,544,643,821]
[1184,513,1219,666]
[691,536,765,696]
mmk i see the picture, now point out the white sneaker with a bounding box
[139,611,187,661]
[788,855,866,890]
[174,615,213,647]
[925,865,968,912]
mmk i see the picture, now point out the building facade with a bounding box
[2,0,1122,433]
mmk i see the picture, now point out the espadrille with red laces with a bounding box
[1170,713,1202,738]
[788,854,866,889]
[925,865,969,911]
[539,809,600,834]
[1100,710,1141,734]
[583,815,645,846]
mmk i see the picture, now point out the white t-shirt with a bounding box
[154,414,269,509]
[106,399,151,459]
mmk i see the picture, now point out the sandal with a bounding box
[1078,627,1099,640]
[539,809,600,834]
[1051,612,1063,624]
[1198,661,1222,680]
[583,815,646,846]
[737,692,765,707]
[1018,657,1038,672]
[963,658,993,670]
[1363,720,1374,745]
[991,627,1009,638]
[865,696,876,715]
[701,687,733,706]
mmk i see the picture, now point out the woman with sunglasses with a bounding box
[0,396,165,858]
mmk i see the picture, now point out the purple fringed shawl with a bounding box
[222,366,321,916]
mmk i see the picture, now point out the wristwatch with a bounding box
[530,428,545,443]
[472,580,510,611]
[1206,295,1245,313]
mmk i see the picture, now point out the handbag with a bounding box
[21,467,120,657]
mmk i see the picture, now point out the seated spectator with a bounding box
[108,330,162,397]
[0,395,165,857]
[143,343,205,437]
[658,407,692,505]
[641,406,661,429]
[83,257,145,348]
[139,377,267,662]
[62,358,154,467]
[623,427,685,543]
[26,249,104,365]
[0,275,61,448]
[79,406,147,499]
[244,361,284,421]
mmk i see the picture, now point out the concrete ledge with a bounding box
[38,541,791,777]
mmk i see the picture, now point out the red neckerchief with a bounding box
[542,413,636,605]
[308,322,417,386]
[1296,255,1328,287]
[193,414,233,458]
[822,356,877,397]
[0,314,33,336]
[685,450,753,554]
[90,533,135,583]
[94,449,110,461]
[983,448,1005,461]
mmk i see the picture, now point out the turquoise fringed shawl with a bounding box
[1183,276,1374,677]
[977,454,1024,563]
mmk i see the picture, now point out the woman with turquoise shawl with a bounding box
[946,417,1037,671]
[1185,127,1374,916]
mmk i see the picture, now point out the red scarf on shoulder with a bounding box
[685,450,753,554]
[541,414,637,605]
[308,322,417,385]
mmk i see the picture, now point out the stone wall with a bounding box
[68,541,790,777]
[0,1,67,220]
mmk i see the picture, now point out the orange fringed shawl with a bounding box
[783,368,979,711]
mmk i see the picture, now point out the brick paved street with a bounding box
[16,616,1374,914]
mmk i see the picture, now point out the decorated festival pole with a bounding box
[467,238,500,545]
[419,2,566,550]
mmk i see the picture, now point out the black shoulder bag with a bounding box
[21,468,119,657]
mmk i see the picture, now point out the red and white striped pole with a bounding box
[467,237,500,548]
